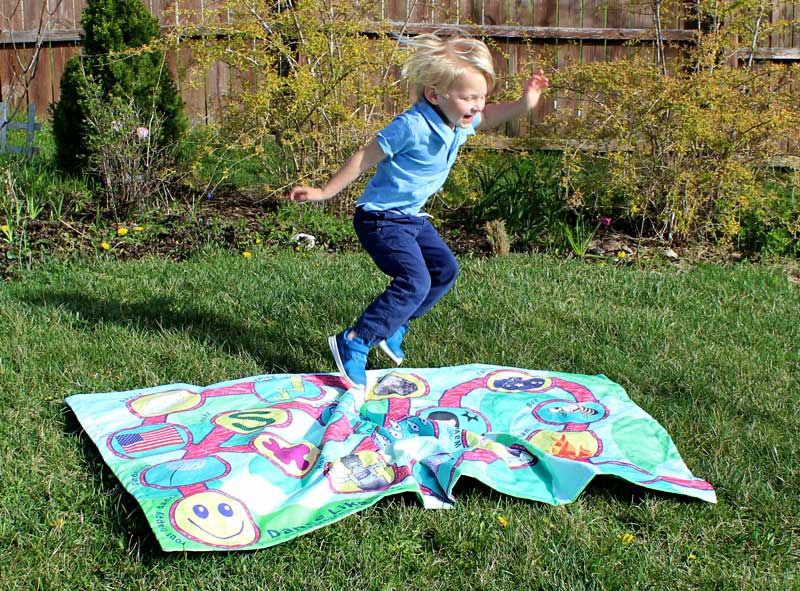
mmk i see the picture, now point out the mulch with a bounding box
[1,190,492,278]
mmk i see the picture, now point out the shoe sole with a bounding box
[378,340,404,366]
[328,334,365,388]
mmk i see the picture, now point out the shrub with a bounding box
[82,90,181,212]
[541,0,800,251]
[447,148,569,251]
[736,172,800,257]
[548,57,799,247]
[51,0,186,180]
[176,0,404,212]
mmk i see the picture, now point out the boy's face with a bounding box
[426,68,487,129]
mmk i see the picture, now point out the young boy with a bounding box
[288,34,550,388]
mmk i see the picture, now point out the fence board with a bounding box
[534,0,556,26]
[175,46,206,120]
[795,1,799,47]
[486,0,501,25]
[508,0,531,26]
[51,0,78,29]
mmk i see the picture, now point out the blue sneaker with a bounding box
[378,324,408,366]
[328,329,370,387]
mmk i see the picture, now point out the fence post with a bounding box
[25,104,37,159]
[0,102,41,158]
[0,102,7,154]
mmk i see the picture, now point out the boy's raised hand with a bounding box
[522,68,550,110]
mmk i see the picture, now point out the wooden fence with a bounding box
[1,0,799,123]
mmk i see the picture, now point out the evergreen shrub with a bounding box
[51,0,186,178]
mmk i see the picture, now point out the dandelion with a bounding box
[101,242,111,250]
[242,251,253,259]
[620,532,635,545]
[1,225,8,232]
[688,553,697,560]
[255,238,262,245]
[497,516,509,527]
[117,227,129,236]
[617,251,627,259]
[134,226,145,232]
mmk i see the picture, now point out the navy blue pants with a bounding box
[351,208,459,344]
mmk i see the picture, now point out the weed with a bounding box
[484,219,511,255]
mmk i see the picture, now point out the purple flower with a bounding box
[599,217,612,227]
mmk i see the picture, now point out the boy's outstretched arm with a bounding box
[288,139,385,203]
[478,69,550,130]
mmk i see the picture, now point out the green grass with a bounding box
[1,250,798,590]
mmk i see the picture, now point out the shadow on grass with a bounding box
[62,404,164,559]
[21,289,313,375]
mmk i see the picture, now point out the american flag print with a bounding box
[116,426,185,454]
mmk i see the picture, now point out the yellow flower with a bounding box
[134,226,145,232]
[497,516,509,527]
[620,533,635,545]
[117,227,129,236]
[1,224,8,232]
[101,242,111,250]
[617,251,627,258]
[255,238,262,244]
[242,251,252,259]
[688,553,697,560]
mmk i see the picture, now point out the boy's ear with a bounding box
[423,86,439,104]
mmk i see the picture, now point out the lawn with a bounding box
[0,249,797,590]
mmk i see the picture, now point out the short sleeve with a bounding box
[376,113,416,159]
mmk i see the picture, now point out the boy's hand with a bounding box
[522,69,550,110]
[288,186,325,203]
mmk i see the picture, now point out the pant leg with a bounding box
[408,217,459,319]
[351,210,431,344]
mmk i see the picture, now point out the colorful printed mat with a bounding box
[66,364,715,551]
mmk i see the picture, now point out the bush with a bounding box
[540,0,800,253]
[83,91,181,211]
[547,57,799,248]
[443,148,570,251]
[177,0,403,212]
[51,0,186,181]
[736,172,800,257]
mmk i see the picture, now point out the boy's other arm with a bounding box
[288,139,386,203]
[478,69,550,130]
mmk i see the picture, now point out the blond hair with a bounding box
[401,34,496,101]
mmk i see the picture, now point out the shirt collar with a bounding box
[415,99,456,143]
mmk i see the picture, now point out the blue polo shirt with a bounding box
[356,100,479,215]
